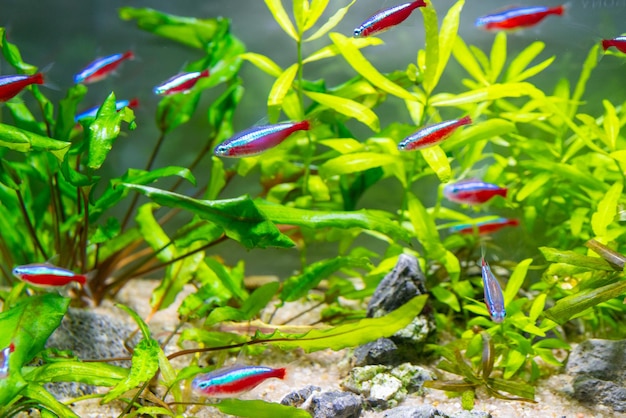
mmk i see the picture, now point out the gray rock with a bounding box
[389,363,434,395]
[308,391,362,418]
[281,385,322,407]
[450,411,492,418]
[356,254,436,365]
[383,405,449,418]
[567,339,626,412]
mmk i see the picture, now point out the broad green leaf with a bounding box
[119,8,225,49]
[319,138,365,154]
[503,349,528,379]
[268,63,298,122]
[430,0,464,92]
[504,259,532,305]
[529,294,546,322]
[0,294,70,405]
[24,361,127,387]
[452,37,487,85]
[0,28,37,73]
[539,247,615,271]
[264,0,299,41]
[304,0,355,41]
[420,1,439,94]
[21,383,79,418]
[329,32,415,101]
[261,295,428,352]
[157,88,202,133]
[591,182,623,237]
[5,101,45,135]
[407,193,445,260]
[205,281,280,326]
[544,280,626,325]
[0,122,70,159]
[87,92,135,169]
[136,203,175,263]
[102,338,160,403]
[505,41,545,82]
[431,286,460,312]
[212,399,312,418]
[305,90,379,131]
[320,152,405,187]
[516,173,551,202]
[490,32,507,82]
[280,256,372,302]
[508,56,555,83]
[420,146,451,183]
[255,200,411,242]
[120,184,294,249]
[54,84,88,141]
[603,99,619,150]
[240,52,282,77]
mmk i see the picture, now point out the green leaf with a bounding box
[508,56,555,82]
[490,32,507,82]
[86,92,135,169]
[407,193,445,259]
[320,152,405,187]
[528,294,546,322]
[431,82,534,107]
[119,8,225,49]
[420,146,451,183]
[516,173,551,202]
[255,200,411,242]
[293,0,309,33]
[603,100,619,151]
[505,41,545,82]
[303,37,383,64]
[212,399,312,418]
[452,37,487,85]
[280,256,372,302]
[207,157,227,200]
[205,281,280,326]
[544,280,626,325]
[156,88,202,133]
[264,0,298,41]
[304,91,379,131]
[304,0,330,31]
[427,0,464,93]
[591,182,623,237]
[23,361,127,387]
[240,52,282,77]
[55,84,88,141]
[0,294,70,405]
[503,259,532,305]
[136,203,175,263]
[486,377,535,401]
[420,1,439,94]
[261,295,428,352]
[120,184,294,249]
[116,303,152,339]
[21,383,79,418]
[304,0,356,41]
[329,32,415,101]
[0,28,37,73]
[539,247,615,271]
[268,63,299,122]
[431,286,460,312]
[0,122,70,159]
[569,44,600,119]
[102,338,160,403]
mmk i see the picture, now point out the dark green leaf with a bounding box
[0,122,70,159]
[280,256,372,302]
[119,184,294,249]
[21,383,79,418]
[55,84,88,141]
[0,28,37,73]
[539,247,615,271]
[156,89,202,133]
[23,361,127,387]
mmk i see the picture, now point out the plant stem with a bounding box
[295,37,313,195]
[80,187,90,272]
[15,189,48,260]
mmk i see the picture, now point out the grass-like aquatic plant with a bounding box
[1,0,626,415]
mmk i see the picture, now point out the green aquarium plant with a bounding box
[1,0,626,416]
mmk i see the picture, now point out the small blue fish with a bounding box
[74,51,134,84]
[480,247,506,323]
[192,365,286,398]
[443,180,507,205]
[214,121,310,158]
[75,98,139,122]
[475,6,565,31]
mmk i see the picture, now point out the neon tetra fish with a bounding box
[354,1,427,38]
[602,36,626,54]
[0,343,15,379]
[398,116,471,151]
[74,51,134,84]
[192,365,287,398]
[75,98,139,122]
[444,180,507,205]
[214,121,311,158]
[0,73,44,102]
[153,69,210,96]
[480,247,506,323]
[475,6,565,31]
[450,217,519,235]
[12,263,88,288]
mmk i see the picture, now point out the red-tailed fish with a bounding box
[214,121,311,158]
[354,1,427,37]
[75,98,139,122]
[192,365,286,398]
[12,263,88,287]
[475,6,565,31]
[481,247,506,323]
[398,116,472,151]
[0,343,15,379]
[0,73,44,102]
[153,69,210,96]
[602,36,626,53]
[450,217,519,235]
[74,51,134,84]
[443,180,507,205]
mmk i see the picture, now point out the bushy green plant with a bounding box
[1,0,626,415]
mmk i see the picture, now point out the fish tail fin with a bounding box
[127,98,140,109]
[81,270,98,300]
[200,69,211,78]
[459,115,472,125]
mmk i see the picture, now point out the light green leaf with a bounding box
[504,259,532,305]
[116,303,152,339]
[508,56,555,83]
[503,349,527,379]
[303,37,383,64]
[293,0,309,32]
[319,138,364,154]
[329,32,415,101]
[529,294,546,322]
[304,90,379,131]
[0,123,70,160]
[207,156,226,200]
[264,0,298,41]
[431,82,532,107]
[304,0,356,41]
[55,83,88,141]
[420,146,451,183]
[591,182,623,237]
[24,361,127,387]
[205,281,280,326]
[240,52,282,77]
[212,399,312,418]
[516,173,551,202]
[21,384,79,418]
[136,203,175,263]
[539,247,615,271]
[320,152,405,187]
[505,41,545,82]
[452,37,487,85]
[569,44,600,119]
[431,286,460,312]
[420,2,439,94]
[603,99,619,151]
[268,63,299,122]
[490,32,507,82]
[444,118,516,150]
[431,0,464,91]
[305,0,330,31]
[407,193,445,260]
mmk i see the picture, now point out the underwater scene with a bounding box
[2,0,626,417]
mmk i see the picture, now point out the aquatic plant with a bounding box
[0,0,625,415]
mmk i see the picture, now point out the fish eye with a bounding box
[214,145,227,156]
[353,28,362,37]
[398,143,406,151]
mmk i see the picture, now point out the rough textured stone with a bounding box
[383,405,449,418]
[566,339,626,412]
[281,385,322,407]
[308,391,362,418]
[355,254,436,365]
[451,411,492,418]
